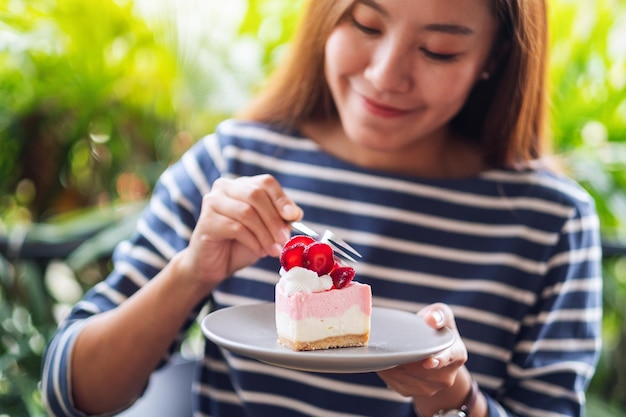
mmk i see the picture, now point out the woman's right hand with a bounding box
[68,173,302,415]
[177,174,303,293]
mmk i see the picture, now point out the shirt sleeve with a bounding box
[40,136,218,416]
[486,198,603,416]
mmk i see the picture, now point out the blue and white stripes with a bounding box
[42,119,602,417]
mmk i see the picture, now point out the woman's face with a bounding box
[324,0,499,152]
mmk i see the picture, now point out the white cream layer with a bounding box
[277,266,333,295]
[276,304,370,342]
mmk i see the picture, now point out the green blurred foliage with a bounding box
[0,0,301,414]
[0,0,625,415]
[548,2,626,409]
[549,0,626,240]
[0,0,178,226]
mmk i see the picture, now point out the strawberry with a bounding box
[280,235,316,270]
[330,266,355,289]
[280,243,306,271]
[285,235,316,247]
[302,241,334,276]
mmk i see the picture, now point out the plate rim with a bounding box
[201,303,455,373]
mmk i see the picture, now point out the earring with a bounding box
[481,71,490,80]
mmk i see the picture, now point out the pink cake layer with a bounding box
[275,281,372,320]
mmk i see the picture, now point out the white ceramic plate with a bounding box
[201,303,455,373]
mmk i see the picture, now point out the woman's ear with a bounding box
[482,38,510,80]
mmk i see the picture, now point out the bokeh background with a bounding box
[1,0,625,415]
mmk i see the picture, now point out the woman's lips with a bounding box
[361,96,410,118]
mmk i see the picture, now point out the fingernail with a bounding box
[282,204,298,218]
[425,357,440,369]
[432,310,445,326]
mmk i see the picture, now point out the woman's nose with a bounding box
[364,41,413,93]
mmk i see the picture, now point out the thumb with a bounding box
[279,200,303,222]
[419,303,457,331]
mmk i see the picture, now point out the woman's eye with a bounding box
[421,48,459,62]
[351,17,379,35]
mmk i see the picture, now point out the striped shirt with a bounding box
[42,119,602,417]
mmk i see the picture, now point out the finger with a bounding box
[422,356,443,370]
[424,346,467,372]
[232,177,293,247]
[198,193,268,257]
[422,353,457,370]
[253,174,303,222]
[248,175,303,238]
[237,175,302,245]
[212,176,294,255]
[418,303,457,331]
[203,183,280,256]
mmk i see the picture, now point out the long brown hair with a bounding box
[237,0,551,169]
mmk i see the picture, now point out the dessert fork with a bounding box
[290,221,362,263]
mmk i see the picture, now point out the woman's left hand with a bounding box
[377,303,468,398]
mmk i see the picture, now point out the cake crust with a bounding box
[278,332,370,351]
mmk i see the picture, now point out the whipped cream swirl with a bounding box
[277,266,333,295]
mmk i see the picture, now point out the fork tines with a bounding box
[290,222,362,263]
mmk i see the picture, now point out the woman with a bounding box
[42,0,602,416]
